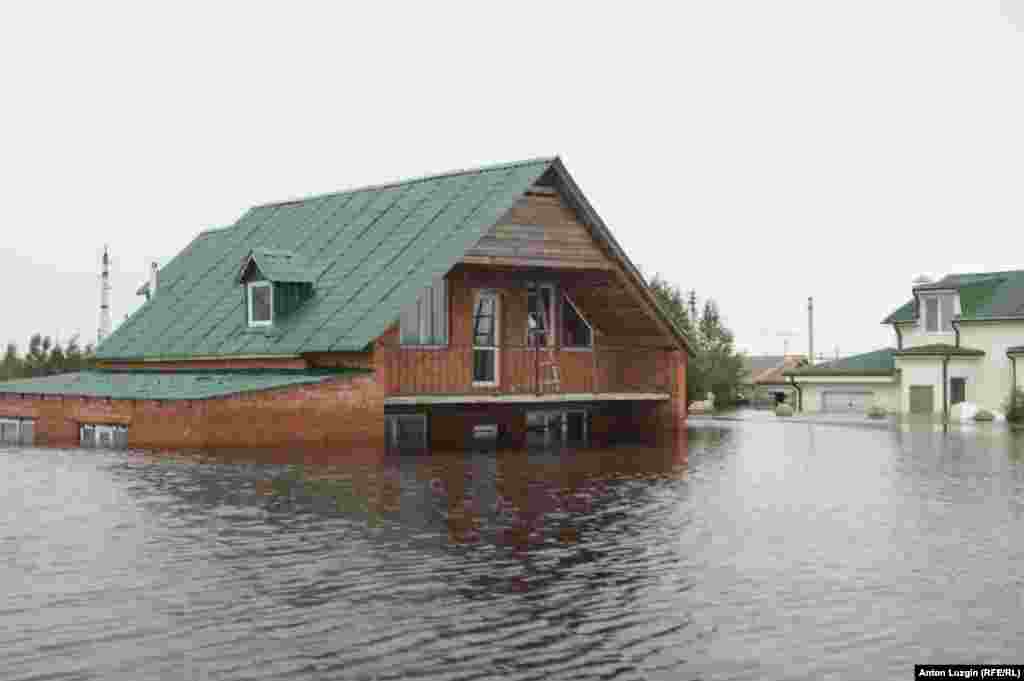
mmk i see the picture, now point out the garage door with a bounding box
[822,392,873,413]
[909,385,934,414]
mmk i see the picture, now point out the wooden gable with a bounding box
[461,188,613,271]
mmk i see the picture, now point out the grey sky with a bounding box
[2,2,1022,358]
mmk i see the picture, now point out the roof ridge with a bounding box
[257,156,557,209]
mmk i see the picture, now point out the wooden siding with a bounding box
[461,192,612,270]
[376,266,679,397]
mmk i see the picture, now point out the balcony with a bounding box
[379,344,677,406]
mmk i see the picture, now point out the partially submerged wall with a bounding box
[0,373,386,452]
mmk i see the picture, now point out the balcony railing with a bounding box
[378,344,675,397]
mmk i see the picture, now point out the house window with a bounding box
[0,418,34,445]
[562,295,593,348]
[400,279,447,346]
[940,296,954,332]
[527,283,555,347]
[473,290,499,386]
[923,294,955,333]
[386,413,427,449]
[951,377,966,405]
[925,298,938,332]
[80,423,128,449]
[247,281,273,327]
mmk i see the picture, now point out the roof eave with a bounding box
[548,158,695,357]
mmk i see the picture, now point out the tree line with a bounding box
[1,334,98,381]
[649,275,745,407]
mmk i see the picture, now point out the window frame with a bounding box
[950,377,967,405]
[526,283,556,348]
[472,289,500,387]
[400,278,448,348]
[561,293,594,350]
[924,297,939,333]
[921,293,957,334]
[247,280,274,327]
[386,413,428,449]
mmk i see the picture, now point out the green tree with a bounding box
[65,335,83,372]
[1,343,20,380]
[649,277,745,406]
[47,340,66,375]
[82,342,98,370]
[649,274,694,339]
[25,334,47,377]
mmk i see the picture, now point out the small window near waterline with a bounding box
[1,419,21,444]
[80,423,128,450]
[248,281,273,327]
[386,414,428,450]
[951,377,966,405]
[19,419,34,445]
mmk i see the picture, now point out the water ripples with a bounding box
[2,426,1024,679]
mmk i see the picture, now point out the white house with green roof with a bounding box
[786,271,1024,418]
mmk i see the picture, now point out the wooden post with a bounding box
[534,334,541,396]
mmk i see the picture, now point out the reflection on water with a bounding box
[2,424,1024,680]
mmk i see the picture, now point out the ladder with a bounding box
[539,346,561,393]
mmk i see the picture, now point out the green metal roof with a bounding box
[0,369,359,400]
[240,248,319,284]
[883,270,1024,324]
[893,343,985,357]
[97,158,559,359]
[786,347,897,376]
[98,157,693,360]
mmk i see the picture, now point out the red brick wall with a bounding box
[0,373,386,452]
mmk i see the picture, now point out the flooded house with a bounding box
[786,270,1024,418]
[0,158,692,451]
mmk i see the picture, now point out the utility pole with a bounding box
[808,297,814,366]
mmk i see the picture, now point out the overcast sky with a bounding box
[2,2,1023,359]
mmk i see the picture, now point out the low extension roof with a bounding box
[785,347,897,376]
[0,369,357,401]
[893,343,985,357]
[98,157,691,361]
[883,270,1024,324]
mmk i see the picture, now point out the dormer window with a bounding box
[921,293,956,333]
[248,281,273,326]
[238,248,317,329]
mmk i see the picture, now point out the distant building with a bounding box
[740,354,807,407]
[787,271,1024,416]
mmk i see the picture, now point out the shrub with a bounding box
[974,409,995,422]
[1003,388,1024,424]
[775,404,794,417]
[867,405,887,420]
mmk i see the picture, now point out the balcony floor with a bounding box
[384,392,671,406]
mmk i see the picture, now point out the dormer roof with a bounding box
[238,248,318,284]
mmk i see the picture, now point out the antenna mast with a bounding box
[98,245,112,345]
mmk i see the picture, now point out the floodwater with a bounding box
[3,423,1024,680]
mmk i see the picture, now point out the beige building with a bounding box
[787,271,1024,417]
